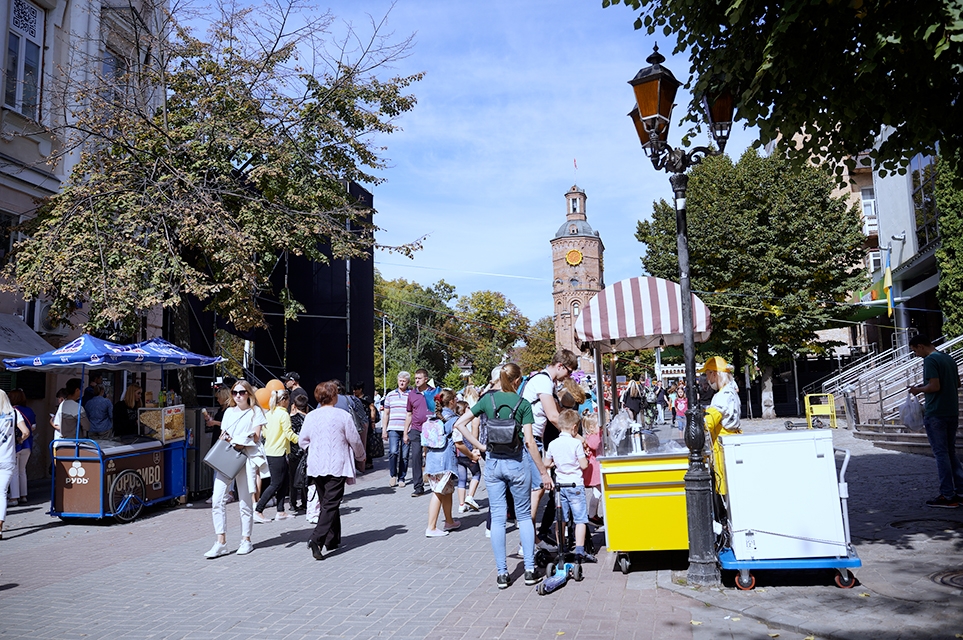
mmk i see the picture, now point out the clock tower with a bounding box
[551,185,604,372]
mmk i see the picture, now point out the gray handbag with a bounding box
[203,438,247,478]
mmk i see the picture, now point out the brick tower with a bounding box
[550,185,604,372]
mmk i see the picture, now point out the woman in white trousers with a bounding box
[205,380,267,558]
[0,390,31,539]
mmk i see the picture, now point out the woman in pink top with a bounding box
[299,381,366,560]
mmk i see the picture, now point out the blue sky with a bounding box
[329,1,756,323]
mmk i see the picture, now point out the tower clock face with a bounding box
[565,249,583,266]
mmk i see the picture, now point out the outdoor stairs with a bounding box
[853,423,963,457]
[818,334,963,457]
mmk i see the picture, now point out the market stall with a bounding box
[575,275,712,573]
[3,335,221,522]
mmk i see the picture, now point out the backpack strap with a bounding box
[521,371,553,406]
[509,395,524,419]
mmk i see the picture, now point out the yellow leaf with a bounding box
[556,634,565,637]
[732,618,741,621]
[805,636,815,640]
[691,621,703,626]
[859,592,871,597]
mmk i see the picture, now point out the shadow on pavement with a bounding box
[342,485,399,502]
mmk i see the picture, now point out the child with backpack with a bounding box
[424,389,460,537]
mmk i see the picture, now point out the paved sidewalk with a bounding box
[0,418,959,638]
[659,419,963,640]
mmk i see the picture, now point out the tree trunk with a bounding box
[760,364,776,419]
[173,295,198,406]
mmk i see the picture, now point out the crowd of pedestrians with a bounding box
[199,349,614,589]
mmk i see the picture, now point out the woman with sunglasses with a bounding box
[205,380,267,558]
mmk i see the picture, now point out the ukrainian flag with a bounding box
[884,251,894,318]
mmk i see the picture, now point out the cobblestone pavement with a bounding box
[2,417,958,638]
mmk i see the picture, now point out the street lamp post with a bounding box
[627,45,733,586]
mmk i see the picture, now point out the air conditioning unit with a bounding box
[28,298,70,336]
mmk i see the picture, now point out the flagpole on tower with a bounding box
[574,158,578,183]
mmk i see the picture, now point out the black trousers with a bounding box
[310,475,346,550]
[255,455,289,513]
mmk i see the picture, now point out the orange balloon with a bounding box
[255,387,271,410]
[266,379,285,393]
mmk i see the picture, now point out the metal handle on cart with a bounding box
[834,447,854,548]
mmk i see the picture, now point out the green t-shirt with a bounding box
[471,391,534,460]
[922,350,961,417]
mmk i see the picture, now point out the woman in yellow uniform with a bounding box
[700,356,742,495]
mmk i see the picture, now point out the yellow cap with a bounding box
[699,356,730,374]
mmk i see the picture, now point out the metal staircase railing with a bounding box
[814,344,901,396]
[836,335,963,426]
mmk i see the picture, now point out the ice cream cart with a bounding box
[575,276,712,574]
[3,335,221,523]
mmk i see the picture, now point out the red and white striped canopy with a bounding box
[575,276,711,353]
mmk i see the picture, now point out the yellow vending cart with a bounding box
[575,276,713,574]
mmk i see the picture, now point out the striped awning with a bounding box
[575,276,711,353]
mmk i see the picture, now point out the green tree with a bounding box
[7,2,422,336]
[636,149,867,417]
[512,316,557,375]
[375,273,457,392]
[605,0,963,178]
[936,160,963,336]
[452,291,530,383]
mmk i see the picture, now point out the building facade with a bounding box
[1,0,166,480]
[550,185,604,371]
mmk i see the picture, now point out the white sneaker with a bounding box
[518,544,524,556]
[485,528,491,538]
[426,528,449,538]
[457,504,467,514]
[307,517,319,524]
[204,497,213,504]
[236,540,254,555]
[253,513,271,524]
[464,496,480,511]
[204,542,230,558]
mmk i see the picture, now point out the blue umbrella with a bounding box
[2,334,223,439]
[2,334,222,372]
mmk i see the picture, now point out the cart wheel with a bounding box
[813,418,825,429]
[573,563,584,582]
[618,554,631,575]
[735,571,756,590]
[834,570,856,589]
[109,469,146,523]
[546,562,555,578]
[784,420,794,430]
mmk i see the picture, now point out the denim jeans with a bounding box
[923,414,963,498]
[388,430,408,481]
[486,456,535,574]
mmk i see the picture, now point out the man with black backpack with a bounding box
[520,349,578,549]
